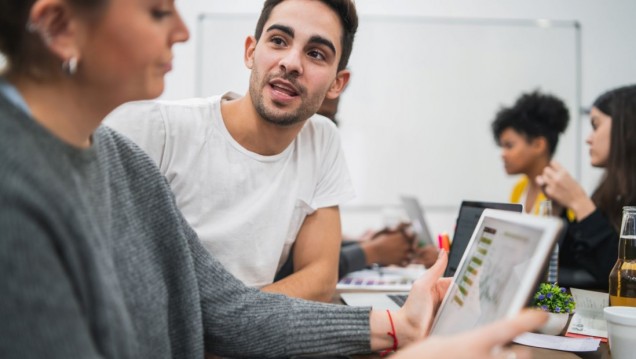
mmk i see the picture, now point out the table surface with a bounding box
[333,291,610,359]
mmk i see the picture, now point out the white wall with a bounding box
[164,0,636,236]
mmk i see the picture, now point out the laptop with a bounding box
[444,201,522,277]
[430,209,563,335]
[340,201,522,310]
[400,196,435,247]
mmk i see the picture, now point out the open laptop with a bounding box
[400,196,435,247]
[430,209,563,335]
[340,202,522,310]
[444,201,522,277]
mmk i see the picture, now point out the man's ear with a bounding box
[29,0,82,63]
[244,36,257,69]
[324,69,351,100]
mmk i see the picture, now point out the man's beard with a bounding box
[249,68,321,127]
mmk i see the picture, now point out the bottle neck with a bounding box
[618,236,636,260]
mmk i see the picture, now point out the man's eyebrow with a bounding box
[266,24,294,38]
[309,35,336,55]
[266,24,337,56]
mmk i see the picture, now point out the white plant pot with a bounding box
[538,312,570,335]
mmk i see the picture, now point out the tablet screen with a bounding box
[430,210,562,336]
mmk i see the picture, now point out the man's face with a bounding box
[245,0,347,127]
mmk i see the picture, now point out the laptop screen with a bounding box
[400,196,435,247]
[444,201,522,277]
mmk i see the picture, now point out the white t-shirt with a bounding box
[105,94,355,287]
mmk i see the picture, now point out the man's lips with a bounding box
[269,79,299,97]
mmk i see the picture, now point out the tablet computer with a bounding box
[430,209,563,336]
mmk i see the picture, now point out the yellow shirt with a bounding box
[510,176,575,221]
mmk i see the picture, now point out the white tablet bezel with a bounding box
[429,209,563,336]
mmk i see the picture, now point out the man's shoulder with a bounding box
[105,96,224,147]
[297,114,340,148]
[155,95,222,110]
[301,114,340,142]
[108,96,221,122]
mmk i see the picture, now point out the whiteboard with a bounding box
[197,14,581,209]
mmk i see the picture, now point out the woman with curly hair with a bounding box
[491,90,570,214]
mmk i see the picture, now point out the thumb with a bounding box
[413,250,447,288]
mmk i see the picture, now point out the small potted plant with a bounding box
[532,282,576,335]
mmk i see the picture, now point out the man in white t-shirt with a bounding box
[106,0,356,302]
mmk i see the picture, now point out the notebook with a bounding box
[400,195,435,247]
[430,209,563,335]
[341,201,521,310]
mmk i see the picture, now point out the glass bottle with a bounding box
[539,200,559,284]
[609,206,636,306]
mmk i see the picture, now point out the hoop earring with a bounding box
[62,57,78,76]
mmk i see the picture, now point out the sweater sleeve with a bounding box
[563,209,619,288]
[182,218,372,357]
[0,199,102,358]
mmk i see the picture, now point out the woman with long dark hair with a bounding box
[538,85,636,289]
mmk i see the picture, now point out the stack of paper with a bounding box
[513,332,600,352]
[565,288,608,342]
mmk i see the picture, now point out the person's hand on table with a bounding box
[361,223,415,266]
[411,245,439,268]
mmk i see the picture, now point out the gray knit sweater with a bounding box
[0,93,371,358]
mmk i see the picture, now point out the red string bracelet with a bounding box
[380,310,398,356]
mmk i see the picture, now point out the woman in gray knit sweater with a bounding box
[0,0,545,358]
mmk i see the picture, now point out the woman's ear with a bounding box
[324,69,351,100]
[531,136,548,154]
[244,36,257,69]
[29,0,81,64]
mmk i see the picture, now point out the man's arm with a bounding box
[262,206,342,302]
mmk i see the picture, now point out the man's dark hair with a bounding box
[491,90,570,156]
[253,0,358,72]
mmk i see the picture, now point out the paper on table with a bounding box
[565,288,608,340]
[513,332,600,352]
